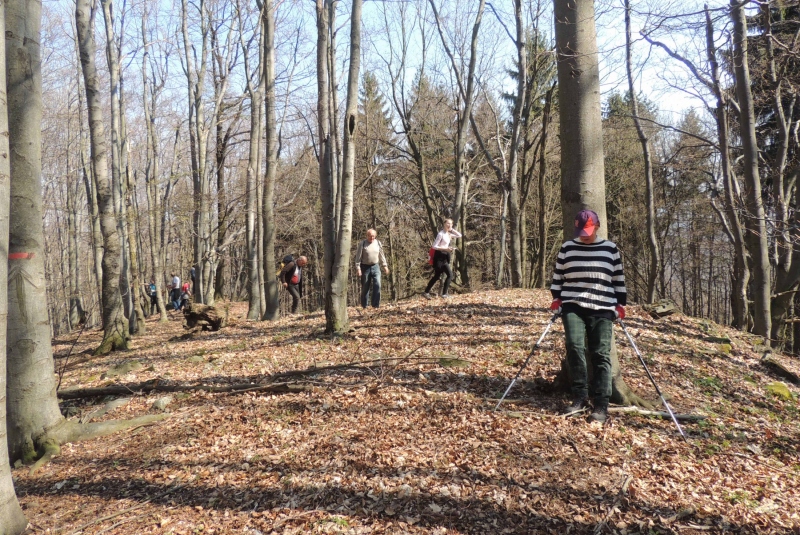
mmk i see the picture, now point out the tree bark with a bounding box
[141,6,168,322]
[0,2,29,527]
[731,0,771,339]
[624,0,659,304]
[76,0,128,354]
[261,0,280,321]
[243,2,264,320]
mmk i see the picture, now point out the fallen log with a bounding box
[58,380,308,400]
[183,302,227,331]
[761,353,800,385]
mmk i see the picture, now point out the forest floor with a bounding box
[14,289,800,534]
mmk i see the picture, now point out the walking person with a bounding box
[169,272,181,311]
[550,209,627,423]
[355,229,390,308]
[279,255,307,314]
[147,279,158,316]
[423,218,462,299]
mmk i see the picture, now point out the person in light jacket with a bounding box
[423,218,462,299]
[355,229,390,308]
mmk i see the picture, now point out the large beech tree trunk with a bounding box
[731,0,771,339]
[6,0,72,461]
[261,0,279,321]
[553,0,650,407]
[77,0,128,354]
[0,2,28,528]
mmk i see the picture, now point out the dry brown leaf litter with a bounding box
[16,289,800,534]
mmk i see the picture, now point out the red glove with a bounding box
[615,305,626,320]
[550,299,562,313]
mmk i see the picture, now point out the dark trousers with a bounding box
[150,295,158,315]
[425,252,453,295]
[562,311,613,406]
[287,284,301,313]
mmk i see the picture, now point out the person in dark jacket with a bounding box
[279,255,307,314]
[550,209,627,424]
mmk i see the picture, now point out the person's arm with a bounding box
[448,228,463,239]
[279,261,295,286]
[355,240,364,274]
[550,245,566,300]
[377,241,389,272]
[611,246,627,306]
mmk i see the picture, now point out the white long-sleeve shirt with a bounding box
[432,228,462,251]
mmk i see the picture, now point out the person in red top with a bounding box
[279,255,307,314]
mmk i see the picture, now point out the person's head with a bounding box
[443,218,453,231]
[170,272,175,277]
[366,229,377,242]
[297,256,308,267]
[574,209,599,244]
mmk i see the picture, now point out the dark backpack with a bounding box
[283,254,294,265]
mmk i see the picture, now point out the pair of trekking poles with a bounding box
[494,311,687,441]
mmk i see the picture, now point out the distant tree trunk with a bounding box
[333,0,363,326]
[141,8,168,321]
[67,166,85,328]
[429,0,484,288]
[261,0,280,321]
[181,0,211,305]
[243,3,264,320]
[77,0,128,353]
[0,4,29,527]
[624,0,659,304]
[731,0,770,339]
[554,0,650,407]
[704,6,749,330]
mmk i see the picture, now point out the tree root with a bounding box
[28,414,166,475]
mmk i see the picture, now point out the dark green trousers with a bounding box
[563,311,613,406]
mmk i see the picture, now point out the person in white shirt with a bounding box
[355,229,390,308]
[170,273,181,311]
[423,218,462,299]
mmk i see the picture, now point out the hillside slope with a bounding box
[16,289,800,534]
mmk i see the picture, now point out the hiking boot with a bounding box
[423,293,433,300]
[563,397,589,415]
[441,294,451,299]
[589,404,608,423]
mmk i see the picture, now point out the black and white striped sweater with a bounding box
[550,238,627,313]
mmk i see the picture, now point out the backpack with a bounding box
[428,247,435,265]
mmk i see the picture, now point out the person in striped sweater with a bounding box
[550,209,627,423]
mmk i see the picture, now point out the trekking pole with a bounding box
[494,312,560,411]
[618,320,687,442]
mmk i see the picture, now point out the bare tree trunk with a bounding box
[181,0,211,305]
[0,5,28,527]
[624,0,659,304]
[67,159,85,328]
[77,0,128,354]
[429,0,484,288]
[731,0,770,339]
[317,0,336,326]
[6,0,69,463]
[242,1,264,320]
[704,7,749,330]
[261,0,280,320]
[141,7,168,321]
